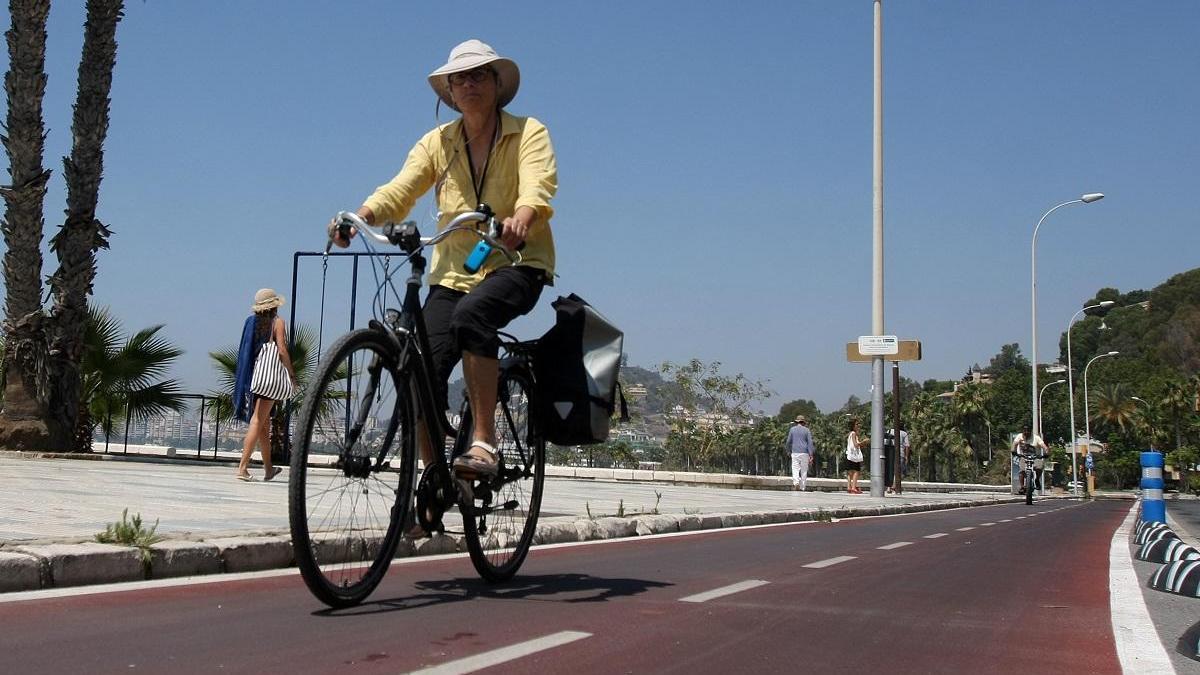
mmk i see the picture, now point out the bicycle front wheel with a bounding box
[460,365,546,582]
[289,328,416,607]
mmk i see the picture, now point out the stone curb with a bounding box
[1,496,1032,594]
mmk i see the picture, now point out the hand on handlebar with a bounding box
[326,211,370,252]
[498,215,528,251]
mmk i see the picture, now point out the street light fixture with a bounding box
[1065,300,1116,496]
[1083,350,1120,457]
[1030,193,1105,442]
[1131,396,1154,451]
[1039,379,1067,444]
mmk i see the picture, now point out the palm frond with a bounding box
[209,348,239,391]
[123,380,189,423]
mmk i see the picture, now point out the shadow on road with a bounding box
[1178,619,1200,663]
[314,573,674,617]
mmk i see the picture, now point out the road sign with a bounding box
[846,339,922,363]
[858,335,898,355]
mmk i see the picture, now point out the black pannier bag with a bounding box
[533,293,628,446]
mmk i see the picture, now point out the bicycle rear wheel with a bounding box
[460,365,546,582]
[289,328,416,607]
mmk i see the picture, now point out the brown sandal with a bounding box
[452,441,499,478]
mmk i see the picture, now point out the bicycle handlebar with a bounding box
[327,210,519,265]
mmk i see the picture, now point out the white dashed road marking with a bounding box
[999,519,1012,523]
[679,580,770,603]
[980,523,996,527]
[804,556,858,569]
[924,533,949,539]
[408,631,592,675]
[956,527,975,532]
[877,542,912,550]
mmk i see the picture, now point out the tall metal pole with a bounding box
[1038,379,1066,448]
[1030,194,1103,441]
[1065,301,1111,497]
[892,361,902,494]
[1083,351,1119,462]
[1031,199,1081,440]
[870,0,886,497]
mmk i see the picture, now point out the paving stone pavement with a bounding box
[0,454,1015,545]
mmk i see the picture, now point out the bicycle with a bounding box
[288,208,547,608]
[1013,442,1045,506]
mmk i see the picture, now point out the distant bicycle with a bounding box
[1013,441,1045,506]
[288,209,547,608]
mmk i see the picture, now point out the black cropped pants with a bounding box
[423,265,545,412]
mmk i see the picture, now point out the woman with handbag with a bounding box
[844,418,869,494]
[233,288,298,481]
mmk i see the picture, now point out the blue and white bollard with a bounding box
[1140,451,1165,524]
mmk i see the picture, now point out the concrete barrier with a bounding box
[15,543,143,587]
[208,536,292,573]
[149,541,222,579]
[0,551,43,592]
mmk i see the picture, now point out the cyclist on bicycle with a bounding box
[1010,423,1047,495]
[329,39,557,481]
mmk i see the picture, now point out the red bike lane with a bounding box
[0,500,1128,673]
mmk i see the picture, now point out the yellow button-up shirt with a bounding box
[364,111,557,292]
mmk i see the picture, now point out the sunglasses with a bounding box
[448,67,494,86]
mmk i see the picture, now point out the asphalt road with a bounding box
[0,500,1130,674]
[1168,498,1200,542]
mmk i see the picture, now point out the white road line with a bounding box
[956,527,975,531]
[408,631,592,675]
[803,555,857,569]
[1109,502,1174,674]
[999,519,1012,523]
[679,579,769,603]
[980,523,996,527]
[877,541,912,550]
[923,533,948,539]
[1015,516,1027,520]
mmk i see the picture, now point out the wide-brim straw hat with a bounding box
[428,39,520,113]
[252,288,285,312]
[794,415,807,423]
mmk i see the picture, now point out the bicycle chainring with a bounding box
[415,463,452,533]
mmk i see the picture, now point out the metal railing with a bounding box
[96,393,244,460]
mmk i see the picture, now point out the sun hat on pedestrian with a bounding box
[252,288,285,312]
[428,39,520,112]
[794,415,807,423]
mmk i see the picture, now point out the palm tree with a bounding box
[46,0,126,449]
[952,383,989,468]
[0,0,54,447]
[1090,383,1137,438]
[1161,380,1192,450]
[0,0,126,451]
[81,306,187,450]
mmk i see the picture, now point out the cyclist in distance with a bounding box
[1010,422,1048,495]
[329,39,557,485]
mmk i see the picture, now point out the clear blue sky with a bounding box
[4,1,1197,413]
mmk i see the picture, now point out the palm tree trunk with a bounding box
[47,0,124,451]
[0,0,53,449]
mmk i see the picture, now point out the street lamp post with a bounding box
[1038,379,1066,496]
[1065,300,1116,496]
[1083,350,1120,461]
[1039,379,1067,444]
[1030,193,1104,442]
[1131,396,1154,451]
[984,417,993,465]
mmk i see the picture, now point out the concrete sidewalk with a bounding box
[0,452,1029,593]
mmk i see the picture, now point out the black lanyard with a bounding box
[463,121,499,207]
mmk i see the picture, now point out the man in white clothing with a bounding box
[785,415,815,490]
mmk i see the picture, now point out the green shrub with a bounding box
[95,508,165,572]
